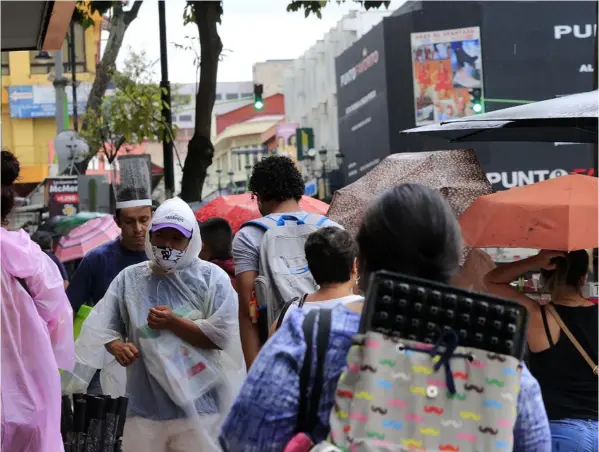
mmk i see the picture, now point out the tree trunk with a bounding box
[75,0,143,174]
[179,1,223,202]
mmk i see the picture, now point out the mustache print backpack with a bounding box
[312,271,529,452]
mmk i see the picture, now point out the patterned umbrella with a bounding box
[327,149,493,265]
[55,216,121,262]
[195,193,329,234]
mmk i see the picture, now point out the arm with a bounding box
[237,271,261,367]
[484,254,547,313]
[232,228,264,369]
[512,364,552,452]
[166,316,220,349]
[26,252,75,371]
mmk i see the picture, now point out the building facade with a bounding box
[1,18,102,189]
[282,10,392,165]
[253,60,293,97]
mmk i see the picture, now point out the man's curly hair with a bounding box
[248,155,304,202]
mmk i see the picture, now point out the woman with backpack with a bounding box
[485,250,597,451]
[1,150,75,452]
[269,227,362,334]
[219,184,552,452]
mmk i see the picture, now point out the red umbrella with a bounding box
[195,193,329,233]
[55,216,121,262]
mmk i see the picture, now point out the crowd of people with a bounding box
[1,149,597,452]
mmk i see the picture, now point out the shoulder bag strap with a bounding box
[546,303,598,376]
[275,296,299,331]
[16,277,32,298]
[296,308,333,434]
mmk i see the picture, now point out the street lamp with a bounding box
[335,152,345,168]
[228,171,234,194]
[318,147,328,200]
[215,168,222,196]
[244,164,252,192]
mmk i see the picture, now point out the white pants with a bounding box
[122,415,221,452]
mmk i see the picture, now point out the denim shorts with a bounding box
[550,419,598,452]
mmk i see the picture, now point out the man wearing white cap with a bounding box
[71,197,245,451]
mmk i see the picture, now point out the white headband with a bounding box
[115,199,153,209]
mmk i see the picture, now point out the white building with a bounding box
[282,10,392,161]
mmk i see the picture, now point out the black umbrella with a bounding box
[401,90,598,144]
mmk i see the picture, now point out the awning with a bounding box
[1,1,76,52]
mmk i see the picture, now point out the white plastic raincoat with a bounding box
[63,198,246,451]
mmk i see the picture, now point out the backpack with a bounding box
[312,270,529,452]
[242,213,329,342]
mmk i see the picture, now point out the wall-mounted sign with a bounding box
[45,177,79,217]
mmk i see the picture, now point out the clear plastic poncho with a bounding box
[62,198,246,451]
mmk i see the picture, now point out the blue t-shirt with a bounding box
[66,238,148,313]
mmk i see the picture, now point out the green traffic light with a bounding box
[254,99,264,110]
[472,103,483,113]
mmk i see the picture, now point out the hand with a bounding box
[148,306,175,330]
[106,340,140,367]
[535,250,567,270]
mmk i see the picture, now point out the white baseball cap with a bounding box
[150,197,195,238]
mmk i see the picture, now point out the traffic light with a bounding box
[253,84,264,111]
[469,88,483,114]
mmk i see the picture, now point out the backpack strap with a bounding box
[276,294,310,331]
[296,308,332,435]
[241,213,328,230]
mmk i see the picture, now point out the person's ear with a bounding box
[351,257,359,279]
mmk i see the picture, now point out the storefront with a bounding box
[335,1,596,190]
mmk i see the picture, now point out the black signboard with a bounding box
[335,21,391,184]
[336,1,595,190]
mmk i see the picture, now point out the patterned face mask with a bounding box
[151,245,187,272]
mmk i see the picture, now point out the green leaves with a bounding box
[80,49,186,155]
[286,0,389,18]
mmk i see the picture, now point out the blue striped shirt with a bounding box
[219,305,552,452]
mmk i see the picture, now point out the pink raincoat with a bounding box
[1,229,74,452]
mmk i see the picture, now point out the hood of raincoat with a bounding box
[0,228,45,278]
[145,197,202,273]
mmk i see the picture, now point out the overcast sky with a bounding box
[109,0,401,84]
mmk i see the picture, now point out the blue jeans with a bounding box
[550,419,598,452]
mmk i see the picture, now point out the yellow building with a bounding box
[1,14,102,187]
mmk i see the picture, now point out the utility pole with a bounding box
[69,21,79,131]
[158,1,175,199]
[53,49,66,134]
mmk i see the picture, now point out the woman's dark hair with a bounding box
[199,217,233,260]
[541,249,590,300]
[1,149,20,223]
[248,155,304,203]
[305,227,358,286]
[357,183,461,286]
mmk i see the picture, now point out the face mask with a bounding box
[151,245,187,272]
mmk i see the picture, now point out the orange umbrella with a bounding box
[459,174,598,251]
[195,193,329,234]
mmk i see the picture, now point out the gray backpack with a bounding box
[242,213,329,340]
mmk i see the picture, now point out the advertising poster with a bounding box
[45,177,79,218]
[411,26,484,125]
[275,123,299,163]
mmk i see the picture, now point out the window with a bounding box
[240,92,253,98]
[30,23,86,75]
[1,52,9,75]
[225,93,239,100]
[215,93,222,101]
[178,114,192,122]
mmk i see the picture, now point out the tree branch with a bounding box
[124,0,143,25]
